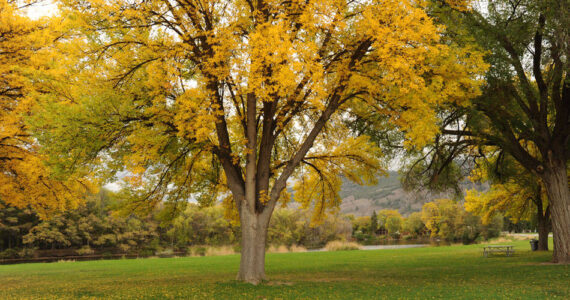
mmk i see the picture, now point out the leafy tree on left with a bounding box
[0,0,92,217]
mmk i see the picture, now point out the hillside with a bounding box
[338,171,486,217]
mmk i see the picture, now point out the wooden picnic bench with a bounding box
[483,245,515,257]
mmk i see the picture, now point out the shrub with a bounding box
[139,249,154,257]
[483,215,504,240]
[390,232,401,239]
[191,246,207,256]
[0,248,20,259]
[353,231,380,245]
[268,245,288,253]
[76,246,95,256]
[205,246,235,256]
[19,248,36,258]
[156,248,174,257]
[324,240,361,251]
[461,230,480,245]
[289,244,307,252]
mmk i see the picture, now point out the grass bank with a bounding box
[1,239,568,299]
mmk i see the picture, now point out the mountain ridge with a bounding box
[338,171,486,217]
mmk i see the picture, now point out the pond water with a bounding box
[308,239,451,252]
[361,244,427,250]
[373,238,451,247]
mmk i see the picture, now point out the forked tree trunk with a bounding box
[212,26,365,284]
[236,202,269,284]
[235,93,270,284]
[541,159,570,263]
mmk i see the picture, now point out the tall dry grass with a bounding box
[268,245,289,253]
[324,240,362,251]
[289,245,307,252]
[266,244,308,253]
[186,244,308,257]
[205,246,236,256]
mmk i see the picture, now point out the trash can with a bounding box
[530,239,539,251]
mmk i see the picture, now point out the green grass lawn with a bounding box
[1,239,568,299]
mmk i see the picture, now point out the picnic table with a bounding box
[483,245,515,257]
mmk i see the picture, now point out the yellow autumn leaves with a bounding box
[2,0,486,223]
[0,0,93,217]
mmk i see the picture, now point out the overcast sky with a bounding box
[24,1,57,20]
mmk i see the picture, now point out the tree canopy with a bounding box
[26,0,486,283]
[0,0,91,217]
[465,153,552,250]
[399,0,570,263]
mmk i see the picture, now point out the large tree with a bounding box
[438,0,570,263]
[35,0,484,283]
[402,0,570,263]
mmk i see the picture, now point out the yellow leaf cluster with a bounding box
[0,0,92,217]
[420,198,463,237]
[33,0,487,219]
[293,128,384,224]
[465,152,549,224]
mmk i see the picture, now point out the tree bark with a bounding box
[236,201,268,285]
[536,207,550,251]
[534,189,550,251]
[541,158,570,263]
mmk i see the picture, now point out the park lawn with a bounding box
[1,239,568,299]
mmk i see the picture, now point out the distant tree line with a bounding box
[0,190,352,259]
[1,190,535,260]
[351,199,537,245]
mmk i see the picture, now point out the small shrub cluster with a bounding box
[0,248,35,259]
[324,241,361,251]
[75,246,95,256]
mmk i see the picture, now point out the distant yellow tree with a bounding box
[377,209,402,233]
[0,0,91,217]
[385,214,403,236]
[421,199,463,240]
[421,202,440,237]
[353,216,372,234]
[403,212,425,237]
[35,0,486,283]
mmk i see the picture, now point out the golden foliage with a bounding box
[465,155,548,225]
[0,0,92,217]
[421,199,463,237]
[32,0,486,222]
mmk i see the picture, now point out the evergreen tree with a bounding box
[369,211,378,235]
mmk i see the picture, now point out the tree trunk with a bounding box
[534,191,550,251]
[236,202,268,284]
[541,159,570,263]
[537,211,550,251]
